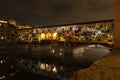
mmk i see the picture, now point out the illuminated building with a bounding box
[16,20,114,46]
[0,19,17,45]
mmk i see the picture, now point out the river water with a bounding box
[0,44,111,80]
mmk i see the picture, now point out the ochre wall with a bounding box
[114,0,120,48]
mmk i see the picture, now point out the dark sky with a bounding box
[0,0,114,26]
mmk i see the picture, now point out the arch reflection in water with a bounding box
[72,44,110,61]
[73,47,84,58]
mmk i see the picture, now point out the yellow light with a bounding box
[52,67,57,73]
[41,33,45,40]
[60,37,65,41]
[37,34,41,42]
[2,76,5,78]
[46,64,49,68]
[0,76,6,79]
[53,32,57,40]
[46,64,51,71]
[40,63,45,70]
[46,33,52,40]
[0,20,7,23]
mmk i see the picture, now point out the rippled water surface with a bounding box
[0,44,111,80]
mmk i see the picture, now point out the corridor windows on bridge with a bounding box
[17,21,114,45]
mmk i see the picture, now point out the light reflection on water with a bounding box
[15,44,110,79]
[0,56,16,79]
[0,44,111,80]
[16,58,75,79]
[73,44,110,60]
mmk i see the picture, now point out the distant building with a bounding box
[0,19,17,45]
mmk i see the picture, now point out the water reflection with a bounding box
[15,44,110,79]
[73,47,84,58]
[50,47,64,57]
[72,45,110,60]
[0,44,111,80]
[16,58,66,79]
[0,56,16,80]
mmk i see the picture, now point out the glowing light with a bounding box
[0,60,3,64]
[1,37,4,40]
[46,64,49,68]
[59,52,62,56]
[46,64,51,71]
[52,32,57,40]
[40,63,45,70]
[0,20,7,23]
[52,66,57,73]
[2,76,5,79]
[59,37,65,41]
[37,34,41,42]
[0,76,5,79]
[88,45,96,48]
[41,33,45,40]
[52,49,55,53]
[46,33,52,40]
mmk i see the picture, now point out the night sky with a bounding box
[0,0,114,26]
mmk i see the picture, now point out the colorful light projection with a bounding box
[17,21,114,44]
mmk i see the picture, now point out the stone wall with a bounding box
[70,49,120,80]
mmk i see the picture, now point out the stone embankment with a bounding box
[70,49,120,80]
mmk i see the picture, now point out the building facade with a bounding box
[0,19,17,45]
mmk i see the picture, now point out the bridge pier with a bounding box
[114,0,120,48]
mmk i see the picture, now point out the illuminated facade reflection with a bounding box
[17,58,65,79]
